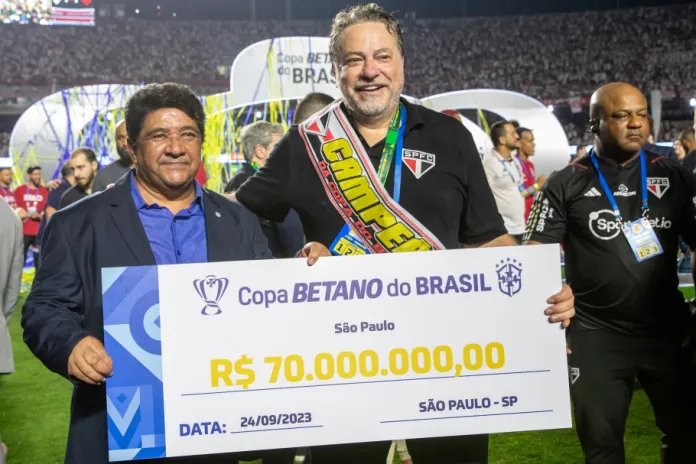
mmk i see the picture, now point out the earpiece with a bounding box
[589,119,600,135]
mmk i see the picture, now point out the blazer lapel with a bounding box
[108,173,156,266]
[204,191,242,262]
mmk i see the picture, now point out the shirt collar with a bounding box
[399,97,424,132]
[130,171,204,211]
[341,96,424,135]
[493,150,515,163]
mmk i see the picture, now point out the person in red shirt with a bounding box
[515,127,547,221]
[0,168,26,219]
[14,166,48,268]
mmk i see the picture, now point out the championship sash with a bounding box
[298,102,445,255]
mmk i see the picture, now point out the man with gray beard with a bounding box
[233,4,576,463]
[93,120,133,192]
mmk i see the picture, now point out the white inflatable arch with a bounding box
[9,38,570,184]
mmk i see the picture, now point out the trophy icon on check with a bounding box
[193,275,229,316]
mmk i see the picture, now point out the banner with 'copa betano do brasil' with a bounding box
[102,245,571,461]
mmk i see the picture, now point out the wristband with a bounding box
[522,184,538,198]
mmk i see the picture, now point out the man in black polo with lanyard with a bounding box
[234,3,576,463]
[525,82,696,464]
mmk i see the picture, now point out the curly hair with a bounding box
[329,3,404,65]
[125,83,205,144]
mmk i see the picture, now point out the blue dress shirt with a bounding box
[130,173,208,265]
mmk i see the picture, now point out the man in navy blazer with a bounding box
[22,83,329,464]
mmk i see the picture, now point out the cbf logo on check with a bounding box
[496,259,523,297]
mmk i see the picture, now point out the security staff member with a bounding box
[525,82,696,464]
[234,4,576,463]
[680,128,696,175]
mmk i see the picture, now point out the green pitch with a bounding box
[2,286,690,464]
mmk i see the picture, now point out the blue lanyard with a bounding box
[589,149,648,224]
[392,106,406,203]
[498,156,524,192]
[517,155,533,182]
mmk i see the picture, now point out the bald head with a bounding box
[590,82,645,120]
[589,82,649,159]
[293,92,334,125]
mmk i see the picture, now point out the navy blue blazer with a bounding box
[21,173,296,464]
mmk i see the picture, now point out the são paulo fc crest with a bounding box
[495,258,523,297]
[402,149,436,179]
[647,177,669,199]
[193,275,229,315]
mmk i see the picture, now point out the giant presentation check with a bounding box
[103,245,571,461]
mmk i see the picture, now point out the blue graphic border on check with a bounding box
[103,266,166,461]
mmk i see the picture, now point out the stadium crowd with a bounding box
[0,0,50,25]
[0,4,694,101]
[0,132,9,158]
[0,4,695,147]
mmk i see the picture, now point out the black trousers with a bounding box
[150,436,489,464]
[23,234,39,268]
[309,435,489,464]
[135,448,297,464]
[130,436,490,464]
[567,324,695,464]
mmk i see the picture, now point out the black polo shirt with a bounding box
[60,185,90,209]
[643,142,676,162]
[225,163,305,258]
[236,98,506,249]
[525,152,696,337]
[225,163,256,193]
[681,150,696,176]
